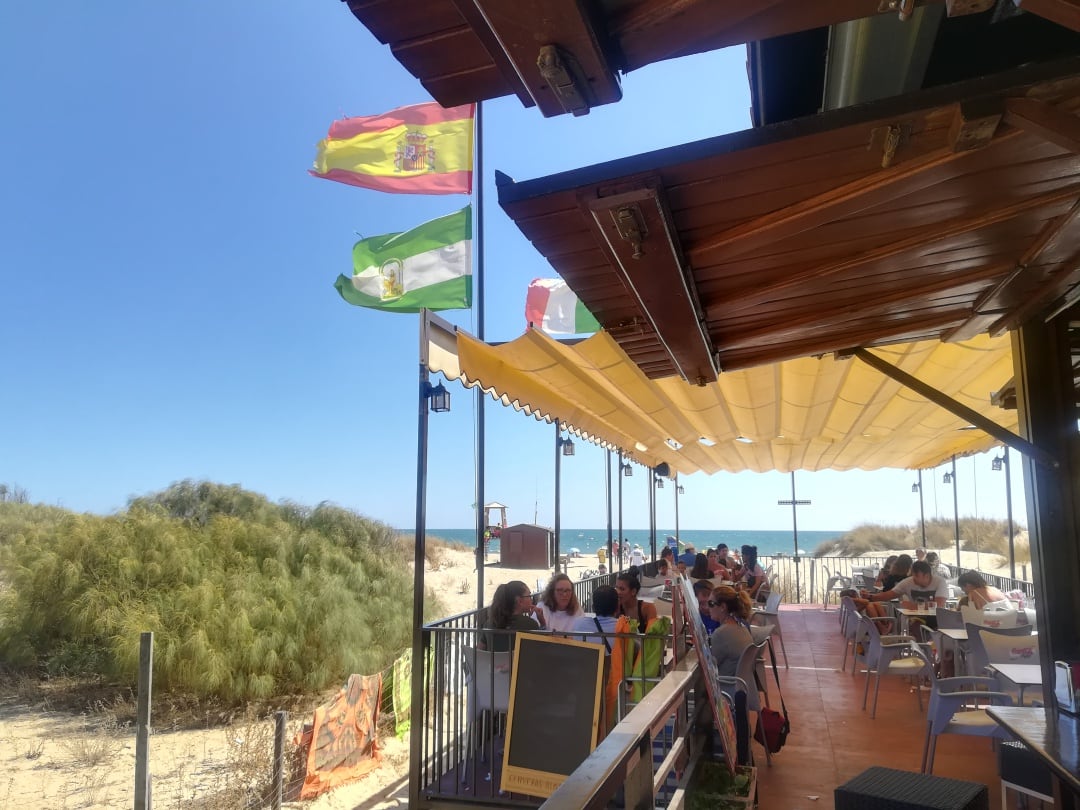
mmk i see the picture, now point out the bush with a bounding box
[814,516,1024,558]
[0,481,443,704]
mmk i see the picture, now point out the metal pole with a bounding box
[649,468,657,562]
[951,455,961,569]
[134,631,153,810]
[790,472,801,604]
[617,451,624,574]
[554,423,562,574]
[674,475,680,542]
[1003,450,1016,576]
[474,100,486,610]
[272,711,286,809]
[605,450,613,575]
[408,366,431,808]
[918,469,926,546]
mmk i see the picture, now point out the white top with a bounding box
[629,549,646,566]
[538,605,584,633]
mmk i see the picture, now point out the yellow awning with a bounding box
[423,315,1017,476]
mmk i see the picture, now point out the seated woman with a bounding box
[614,572,658,627]
[708,585,754,678]
[706,549,729,578]
[478,581,540,651]
[873,555,898,589]
[739,545,766,599]
[851,554,914,631]
[689,553,713,581]
[956,570,1009,608]
[534,573,585,632]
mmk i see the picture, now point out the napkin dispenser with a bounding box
[1055,661,1080,714]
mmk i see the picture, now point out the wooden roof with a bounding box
[496,58,1080,384]
[344,0,1080,117]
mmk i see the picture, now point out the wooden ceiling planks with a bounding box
[498,59,1080,378]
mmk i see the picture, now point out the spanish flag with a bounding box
[310,102,474,195]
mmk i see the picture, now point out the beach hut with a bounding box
[499,523,553,569]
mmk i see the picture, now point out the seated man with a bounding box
[570,585,619,652]
[865,560,948,610]
[677,543,697,569]
[693,580,720,633]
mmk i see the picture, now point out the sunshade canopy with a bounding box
[424,313,1017,476]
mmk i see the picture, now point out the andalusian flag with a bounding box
[334,207,473,312]
[311,102,474,195]
[525,278,600,334]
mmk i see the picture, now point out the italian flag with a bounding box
[525,278,600,334]
[335,207,472,313]
[310,101,474,195]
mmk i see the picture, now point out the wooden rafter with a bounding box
[714,261,1012,351]
[1003,97,1080,154]
[685,143,1013,265]
[720,184,1080,315]
[1011,0,1080,33]
[945,197,1080,341]
[990,247,1080,335]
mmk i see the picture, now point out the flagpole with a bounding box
[474,101,486,611]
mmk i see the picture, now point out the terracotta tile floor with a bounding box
[753,605,1004,810]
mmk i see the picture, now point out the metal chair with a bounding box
[859,616,931,719]
[822,565,852,610]
[839,595,861,673]
[906,643,1017,774]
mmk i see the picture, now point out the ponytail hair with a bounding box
[711,585,753,622]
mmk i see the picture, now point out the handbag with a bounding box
[753,643,791,753]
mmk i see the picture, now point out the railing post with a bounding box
[272,710,286,809]
[134,631,153,810]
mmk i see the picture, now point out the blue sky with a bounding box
[0,4,1027,533]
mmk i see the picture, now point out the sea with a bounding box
[420,528,844,557]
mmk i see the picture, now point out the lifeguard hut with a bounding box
[482,501,508,537]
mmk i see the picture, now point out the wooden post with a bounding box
[134,631,153,810]
[272,710,287,809]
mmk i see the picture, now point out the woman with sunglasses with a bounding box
[478,580,540,651]
[707,585,754,677]
[535,573,584,632]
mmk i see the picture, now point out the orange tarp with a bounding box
[297,673,383,800]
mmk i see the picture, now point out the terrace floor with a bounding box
[757,605,1005,810]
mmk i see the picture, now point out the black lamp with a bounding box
[911,482,920,493]
[559,436,575,456]
[622,462,633,477]
[943,471,953,484]
[425,381,451,413]
[992,456,1004,472]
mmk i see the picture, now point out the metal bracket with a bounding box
[612,205,648,258]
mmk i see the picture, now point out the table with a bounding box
[897,606,937,635]
[989,663,1042,703]
[987,705,1080,809]
[938,628,967,642]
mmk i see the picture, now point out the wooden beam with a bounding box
[1003,97,1080,154]
[720,184,1080,315]
[852,347,1058,468]
[470,0,622,117]
[989,249,1080,336]
[1012,0,1080,32]
[946,198,1080,341]
[583,183,719,384]
[947,98,1003,152]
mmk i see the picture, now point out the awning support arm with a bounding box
[850,347,1058,469]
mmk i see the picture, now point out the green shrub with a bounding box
[0,481,442,704]
[813,516,1024,557]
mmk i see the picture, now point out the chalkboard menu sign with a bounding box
[501,633,606,797]
[677,575,737,773]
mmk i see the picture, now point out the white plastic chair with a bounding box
[461,645,511,774]
[822,565,851,610]
[907,643,1017,774]
[718,640,774,766]
[963,622,1034,677]
[752,591,787,668]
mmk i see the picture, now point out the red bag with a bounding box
[754,707,790,753]
[753,648,791,753]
